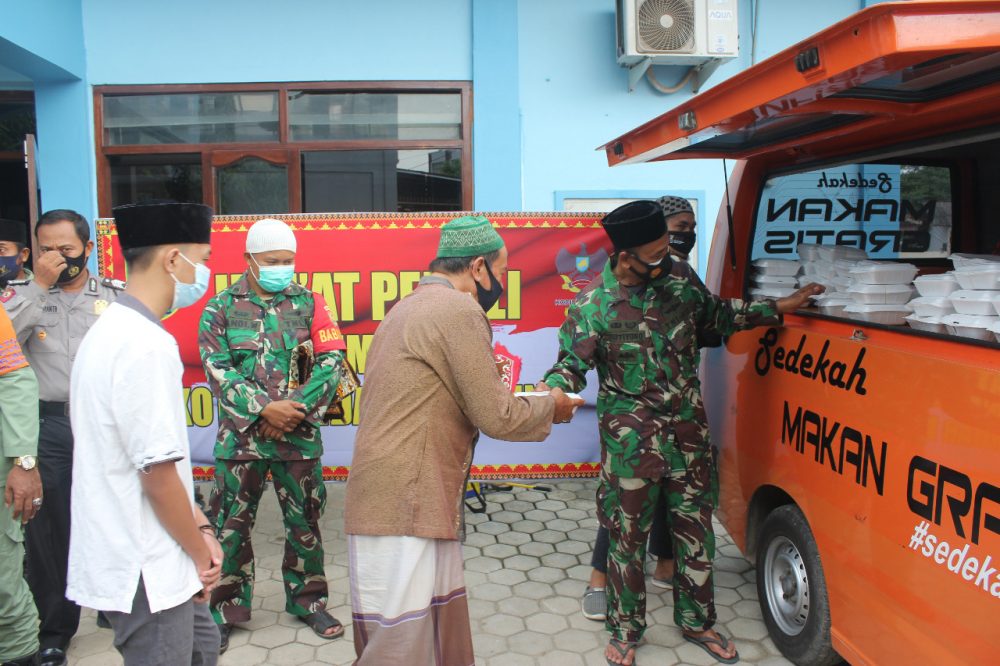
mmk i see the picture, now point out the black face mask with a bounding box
[669,231,697,259]
[57,251,88,284]
[627,252,671,284]
[474,260,504,312]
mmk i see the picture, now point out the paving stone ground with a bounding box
[67,479,795,666]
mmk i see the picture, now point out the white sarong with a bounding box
[349,535,474,666]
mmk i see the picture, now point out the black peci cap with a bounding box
[112,202,213,250]
[0,218,27,245]
[600,200,667,251]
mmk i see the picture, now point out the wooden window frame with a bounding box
[94,81,474,216]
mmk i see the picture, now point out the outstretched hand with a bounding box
[776,283,825,313]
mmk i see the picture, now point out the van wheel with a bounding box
[756,505,840,666]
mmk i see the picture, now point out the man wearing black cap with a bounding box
[66,202,221,665]
[539,200,822,665]
[0,218,32,288]
[0,209,125,666]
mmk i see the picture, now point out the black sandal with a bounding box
[298,610,345,640]
[682,631,740,664]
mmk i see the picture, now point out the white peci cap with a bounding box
[246,218,297,254]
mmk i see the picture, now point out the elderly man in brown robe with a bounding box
[344,215,581,665]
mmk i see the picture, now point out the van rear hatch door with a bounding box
[602,1,1000,168]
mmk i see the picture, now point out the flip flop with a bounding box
[298,610,345,640]
[606,638,638,666]
[683,632,740,664]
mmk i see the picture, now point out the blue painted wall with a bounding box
[82,0,472,83]
[0,0,96,232]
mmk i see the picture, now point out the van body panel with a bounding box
[705,316,999,665]
[614,2,1000,663]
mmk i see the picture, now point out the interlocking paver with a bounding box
[66,479,794,665]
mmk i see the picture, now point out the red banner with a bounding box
[97,212,610,479]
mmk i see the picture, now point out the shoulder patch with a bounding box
[101,277,127,291]
[0,287,14,303]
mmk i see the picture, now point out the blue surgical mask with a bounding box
[171,253,210,310]
[251,256,295,293]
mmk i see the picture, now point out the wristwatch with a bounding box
[13,455,37,471]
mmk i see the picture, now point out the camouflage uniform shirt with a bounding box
[542,260,781,478]
[199,275,344,461]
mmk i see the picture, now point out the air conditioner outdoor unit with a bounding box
[616,0,739,68]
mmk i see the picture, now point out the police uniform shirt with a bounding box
[0,275,124,401]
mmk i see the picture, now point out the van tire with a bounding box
[755,505,841,666]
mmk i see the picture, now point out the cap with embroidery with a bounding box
[436,215,505,258]
[246,218,297,254]
[657,195,694,219]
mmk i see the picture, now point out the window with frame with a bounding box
[95,83,472,217]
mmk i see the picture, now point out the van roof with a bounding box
[602,0,1000,168]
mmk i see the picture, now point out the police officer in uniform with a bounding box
[0,209,124,666]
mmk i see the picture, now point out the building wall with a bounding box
[1,0,883,273]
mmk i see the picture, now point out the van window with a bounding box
[751,164,952,260]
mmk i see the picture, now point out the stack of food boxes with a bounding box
[842,260,917,325]
[751,247,1000,341]
[920,255,1000,341]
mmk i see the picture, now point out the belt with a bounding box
[39,400,70,417]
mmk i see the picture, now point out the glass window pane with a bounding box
[302,149,462,213]
[104,93,279,145]
[216,157,288,215]
[109,154,203,209]
[288,92,461,141]
[751,163,952,261]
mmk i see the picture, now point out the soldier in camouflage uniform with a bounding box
[540,200,821,665]
[198,218,350,652]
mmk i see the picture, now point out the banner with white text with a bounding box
[97,212,609,480]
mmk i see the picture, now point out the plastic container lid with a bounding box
[750,286,796,299]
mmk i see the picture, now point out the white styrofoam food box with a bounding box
[949,290,1000,316]
[953,264,1000,290]
[753,259,801,277]
[849,261,919,285]
[843,303,912,326]
[847,283,915,305]
[913,273,959,298]
[754,274,799,286]
[814,244,868,262]
[905,314,948,334]
[941,314,998,341]
[908,296,955,318]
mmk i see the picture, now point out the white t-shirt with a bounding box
[67,299,201,613]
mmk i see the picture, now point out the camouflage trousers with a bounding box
[598,443,718,642]
[210,458,328,624]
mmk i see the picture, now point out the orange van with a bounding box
[603,2,1000,665]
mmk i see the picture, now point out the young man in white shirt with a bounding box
[67,202,222,665]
